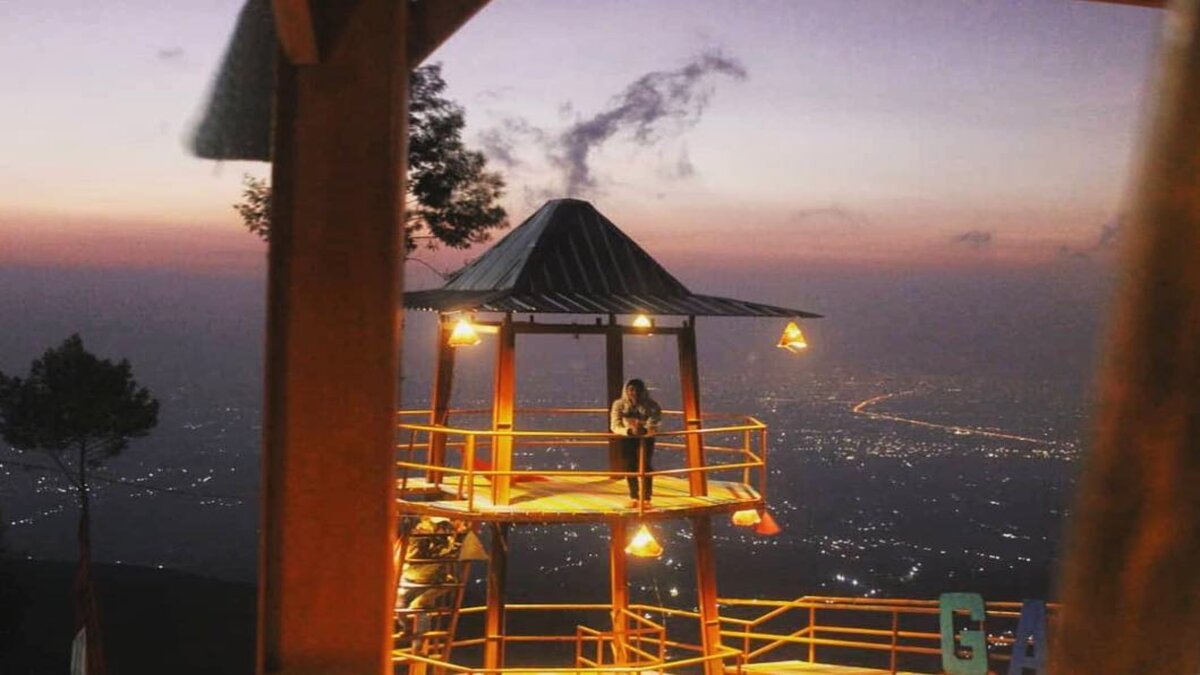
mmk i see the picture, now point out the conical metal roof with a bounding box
[405,199,820,318]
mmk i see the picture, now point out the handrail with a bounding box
[716,595,1062,673]
[395,407,770,514]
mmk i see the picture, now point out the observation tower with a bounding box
[393,198,818,673]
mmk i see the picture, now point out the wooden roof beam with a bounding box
[271,0,319,64]
[408,0,491,66]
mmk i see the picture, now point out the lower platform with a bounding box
[397,474,762,522]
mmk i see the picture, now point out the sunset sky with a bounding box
[0,1,1162,277]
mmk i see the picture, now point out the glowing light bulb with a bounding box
[777,321,807,353]
[632,314,653,330]
[624,524,663,558]
[448,318,481,347]
[731,509,762,527]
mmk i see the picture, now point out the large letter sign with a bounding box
[940,592,988,675]
[1006,600,1048,675]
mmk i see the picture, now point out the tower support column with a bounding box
[606,316,625,473]
[484,523,509,669]
[678,319,707,496]
[428,316,455,484]
[609,521,629,664]
[491,316,516,504]
[693,515,723,675]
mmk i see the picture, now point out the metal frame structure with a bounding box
[401,311,732,673]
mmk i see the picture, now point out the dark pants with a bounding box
[619,435,655,500]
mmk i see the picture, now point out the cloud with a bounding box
[475,50,746,198]
[792,206,871,231]
[551,50,747,195]
[951,230,993,249]
[1058,215,1125,261]
[1058,244,1091,261]
[477,118,546,169]
[1096,215,1124,249]
[157,47,185,61]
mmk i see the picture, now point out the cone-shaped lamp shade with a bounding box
[448,318,481,347]
[632,314,652,328]
[777,321,808,353]
[457,530,490,561]
[624,524,663,558]
[754,510,782,536]
[732,509,762,526]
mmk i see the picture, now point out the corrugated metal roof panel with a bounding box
[405,199,821,319]
[404,289,820,318]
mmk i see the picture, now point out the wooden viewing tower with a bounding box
[393,198,819,673]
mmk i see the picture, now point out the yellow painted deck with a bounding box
[397,474,762,522]
[736,662,926,674]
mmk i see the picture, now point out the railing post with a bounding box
[890,610,899,674]
[465,435,476,512]
[808,606,816,663]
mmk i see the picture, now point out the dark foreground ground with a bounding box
[0,559,254,675]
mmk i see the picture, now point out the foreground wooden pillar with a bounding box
[427,317,456,484]
[1056,1,1200,673]
[606,316,625,472]
[678,319,708,496]
[484,523,510,670]
[491,316,516,505]
[692,516,723,675]
[259,2,408,673]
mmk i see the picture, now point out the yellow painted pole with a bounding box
[678,319,708,496]
[428,316,455,484]
[693,516,723,675]
[491,316,516,505]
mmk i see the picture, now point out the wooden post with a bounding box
[678,319,707,496]
[692,516,723,675]
[606,315,625,473]
[609,521,629,665]
[484,523,509,670]
[428,316,455,484]
[491,315,516,505]
[1056,1,1200,673]
[259,2,408,674]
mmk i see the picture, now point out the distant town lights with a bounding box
[448,318,482,347]
[777,321,808,353]
[625,524,663,558]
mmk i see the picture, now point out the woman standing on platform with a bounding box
[610,378,662,508]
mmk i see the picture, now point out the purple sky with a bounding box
[0,1,1161,276]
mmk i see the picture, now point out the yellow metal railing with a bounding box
[395,407,769,516]
[392,602,745,673]
[391,597,1057,673]
[716,596,1061,674]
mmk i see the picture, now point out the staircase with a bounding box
[394,516,483,668]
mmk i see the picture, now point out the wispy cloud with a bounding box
[792,206,871,230]
[952,230,993,249]
[477,50,747,199]
[553,50,747,195]
[156,47,185,61]
[1058,215,1125,260]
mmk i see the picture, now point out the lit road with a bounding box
[852,390,1049,445]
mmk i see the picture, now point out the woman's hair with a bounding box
[626,378,646,398]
